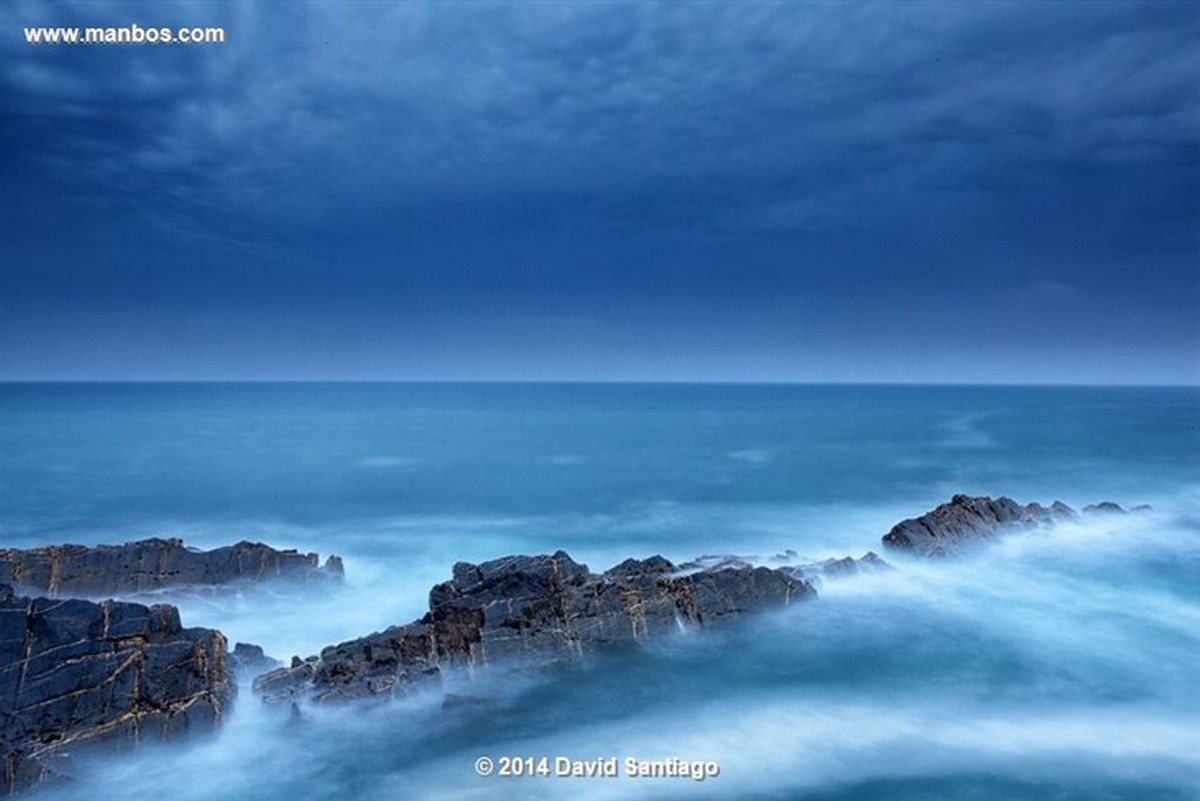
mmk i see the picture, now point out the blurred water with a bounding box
[1,383,1197,800]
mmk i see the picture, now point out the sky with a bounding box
[1,1,1197,383]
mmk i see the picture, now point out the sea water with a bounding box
[1,383,1197,800]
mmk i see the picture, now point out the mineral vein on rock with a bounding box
[0,584,234,795]
[0,539,344,597]
[879,494,1088,557]
[0,495,1134,794]
[252,550,869,704]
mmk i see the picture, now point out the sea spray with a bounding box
[4,383,1196,801]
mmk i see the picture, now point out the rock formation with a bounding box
[0,539,344,598]
[229,642,281,677]
[0,494,1138,792]
[255,550,818,704]
[881,494,1079,557]
[0,584,234,795]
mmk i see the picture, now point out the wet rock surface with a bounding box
[880,494,1127,557]
[0,584,234,795]
[255,550,818,704]
[229,642,281,678]
[0,495,1142,792]
[0,539,344,598]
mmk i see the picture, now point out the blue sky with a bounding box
[2,1,1197,383]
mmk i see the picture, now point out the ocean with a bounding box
[1,382,1197,800]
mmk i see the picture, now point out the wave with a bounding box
[17,492,1200,801]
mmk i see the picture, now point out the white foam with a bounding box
[357,455,417,468]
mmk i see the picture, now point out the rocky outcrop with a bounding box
[678,552,890,583]
[229,643,281,678]
[1083,501,1136,515]
[802,551,892,580]
[0,539,344,598]
[0,584,234,795]
[254,551,817,704]
[881,494,1078,557]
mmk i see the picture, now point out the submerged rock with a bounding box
[230,642,282,678]
[880,494,1080,557]
[0,584,234,795]
[816,551,892,578]
[254,551,817,704]
[0,539,344,597]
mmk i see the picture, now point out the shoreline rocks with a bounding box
[881,494,1077,557]
[0,584,234,795]
[880,495,1139,558]
[0,494,1142,793]
[254,551,820,705]
[230,642,282,677]
[0,539,344,598]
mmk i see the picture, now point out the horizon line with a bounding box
[1,378,1197,389]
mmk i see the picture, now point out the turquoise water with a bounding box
[2,383,1198,800]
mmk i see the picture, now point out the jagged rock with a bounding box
[674,555,756,572]
[254,550,817,704]
[0,584,233,795]
[817,552,888,578]
[881,495,1078,557]
[229,642,281,678]
[1083,502,1126,515]
[780,552,892,584]
[603,555,675,577]
[0,539,344,598]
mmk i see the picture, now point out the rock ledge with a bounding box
[0,539,344,597]
[0,584,234,795]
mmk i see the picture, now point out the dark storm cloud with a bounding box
[2,1,1197,381]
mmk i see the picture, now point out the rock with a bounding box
[603,555,675,578]
[881,495,1080,557]
[818,555,865,578]
[674,555,756,572]
[781,552,892,584]
[230,642,281,678]
[1083,502,1126,515]
[254,551,817,704]
[0,539,344,598]
[769,549,799,564]
[0,584,234,795]
[858,551,892,571]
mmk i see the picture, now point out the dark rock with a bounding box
[255,552,817,705]
[881,495,1078,557]
[603,555,675,578]
[858,551,892,571]
[780,552,893,584]
[0,584,234,795]
[230,642,281,678]
[818,556,859,577]
[1083,502,1126,515]
[674,555,756,572]
[1051,501,1076,517]
[0,539,344,598]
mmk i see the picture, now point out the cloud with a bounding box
[2,0,1196,381]
[5,1,1195,230]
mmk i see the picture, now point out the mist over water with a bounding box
[1,383,1197,800]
